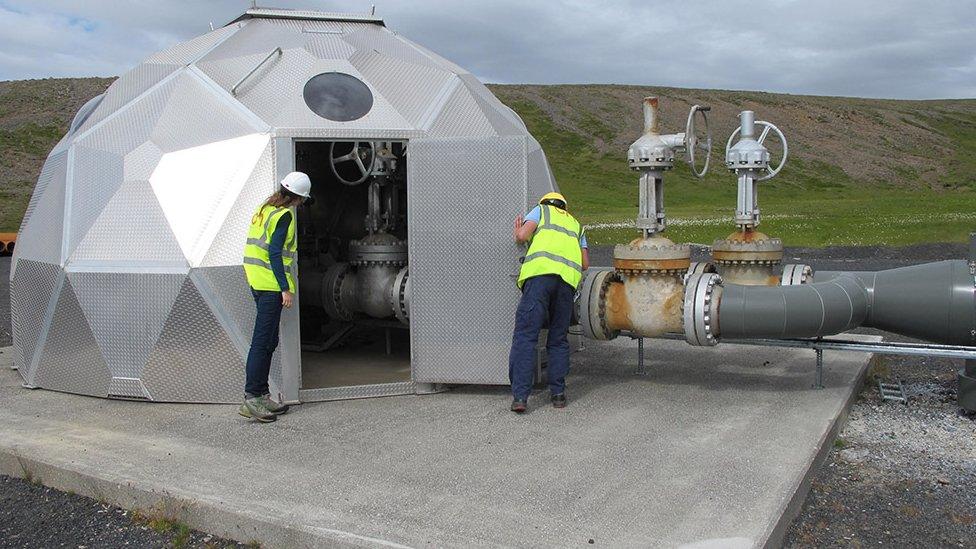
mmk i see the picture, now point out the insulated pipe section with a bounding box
[684,260,976,346]
[716,274,869,340]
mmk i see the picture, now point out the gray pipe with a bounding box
[718,274,869,340]
[716,260,975,345]
[814,260,975,345]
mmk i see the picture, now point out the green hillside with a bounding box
[1,78,974,246]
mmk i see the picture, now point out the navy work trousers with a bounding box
[508,274,574,401]
[245,289,283,398]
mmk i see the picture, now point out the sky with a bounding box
[0,0,974,99]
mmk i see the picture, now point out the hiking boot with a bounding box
[239,397,276,423]
[511,398,527,413]
[551,393,567,409]
[258,394,289,415]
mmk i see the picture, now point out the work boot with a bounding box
[239,397,276,423]
[511,398,527,413]
[551,393,567,409]
[258,394,289,415]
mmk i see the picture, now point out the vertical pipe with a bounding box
[740,110,756,139]
[642,97,659,135]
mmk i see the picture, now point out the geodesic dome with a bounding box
[11,8,557,403]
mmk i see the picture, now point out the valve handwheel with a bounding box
[685,105,712,178]
[725,120,788,181]
[329,141,376,186]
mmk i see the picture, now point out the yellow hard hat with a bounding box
[539,192,567,208]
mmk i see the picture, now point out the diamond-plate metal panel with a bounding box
[108,377,153,400]
[342,26,439,69]
[141,277,244,402]
[197,18,305,64]
[460,73,527,133]
[349,49,455,127]
[146,25,239,66]
[10,260,60,376]
[68,271,185,381]
[274,127,424,140]
[193,267,253,344]
[527,147,559,207]
[15,150,67,266]
[150,133,270,267]
[199,140,274,267]
[408,137,527,384]
[192,266,283,396]
[77,63,179,135]
[70,179,187,265]
[426,84,497,138]
[19,150,66,236]
[75,76,177,155]
[399,36,468,75]
[123,141,163,181]
[32,278,111,397]
[299,381,419,402]
[303,33,357,59]
[150,73,258,152]
[66,144,125,258]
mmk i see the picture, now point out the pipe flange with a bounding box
[578,269,618,340]
[712,233,784,264]
[781,263,813,286]
[391,266,410,325]
[616,267,688,278]
[687,261,717,276]
[323,263,353,321]
[348,235,408,267]
[683,272,722,346]
[712,258,782,267]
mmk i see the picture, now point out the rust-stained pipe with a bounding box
[642,97,660,135]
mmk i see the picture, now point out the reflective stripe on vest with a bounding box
[517,205,583,289]
[243,204,297,292]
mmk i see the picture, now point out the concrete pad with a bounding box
[0,336,879,548]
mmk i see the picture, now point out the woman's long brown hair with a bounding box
[252,189,303,225]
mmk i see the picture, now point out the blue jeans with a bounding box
[245,289,283,398]
[508,274,574,401]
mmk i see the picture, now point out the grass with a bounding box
[500,91,976,248]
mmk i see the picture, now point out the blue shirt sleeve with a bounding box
[580,231,588,249]
[269,211,291,292]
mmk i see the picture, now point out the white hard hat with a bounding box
[280,171,312,198]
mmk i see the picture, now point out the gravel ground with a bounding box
[0,475,247,549]
[1,244,974,547]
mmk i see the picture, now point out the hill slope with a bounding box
[1,78,974,245]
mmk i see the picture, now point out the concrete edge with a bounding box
[761,351,882,549]
[0,448,405,549]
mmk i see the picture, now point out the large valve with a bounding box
[627,97,712,237]
[329,141,376,186]
[724,110,789,230]
[725,116,787,181]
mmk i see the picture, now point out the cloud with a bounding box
[0,0,973,99]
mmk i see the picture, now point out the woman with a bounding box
[239,172,311,423]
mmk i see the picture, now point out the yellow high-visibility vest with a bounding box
[517,205,583,289]
[243,204,297,292]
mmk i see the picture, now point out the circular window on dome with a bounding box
[303,72,374,122]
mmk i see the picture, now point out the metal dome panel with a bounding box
[12,10,560,403]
